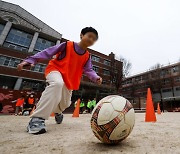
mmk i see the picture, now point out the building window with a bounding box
[135,76,142,82]
[34,37,55,53]
[34,64,41,72]
[175,77,180,83]
[10,58,21,67]
[30,64,46,73]
[3,28,33,52]
[151,72,156,78]
[142,75,148,81]
[0,55,6,65]
[176,87,180,91]
[162,88,172,93]
[172,66,179,73]
[160,69,170,76]
[0,55,46,73]
[103,69,110,76]
[0,75,17,89]
[93,66,99,73]
[0,24,5,35]
[91,55,100,62]
[122,81,126,86]
[39,65,46,72]
[21,79,45,92]
[4,57,11,66]
[0,55,21,67]
[104,59,111,66]
[126,79,132,84]
[162,79,170,85]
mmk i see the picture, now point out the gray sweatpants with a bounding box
[30,71,72,120]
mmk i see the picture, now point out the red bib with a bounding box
[28,98,34,104]
[45,41,89,90]
[16,98,24,107]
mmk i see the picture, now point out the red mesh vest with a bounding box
[16,98,24,107]
[45,41,90,90]
[28,98,34,104]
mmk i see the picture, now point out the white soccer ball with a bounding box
[91,95,135,144]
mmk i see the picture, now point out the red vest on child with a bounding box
[45,41,90,90]
[16,98,24,107]
[28,98,34,104]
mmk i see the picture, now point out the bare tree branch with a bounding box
[117,56,132,78]
[109,55,132,93]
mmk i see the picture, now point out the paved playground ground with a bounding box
[0,113,180,154]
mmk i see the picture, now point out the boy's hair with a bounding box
[81,27,98,39]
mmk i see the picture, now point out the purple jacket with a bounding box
[24,42,99,82]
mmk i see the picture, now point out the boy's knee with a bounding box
[66,101,71,108]
[62,101,71,110]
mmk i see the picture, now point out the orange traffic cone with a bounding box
[157,103,161,114]
[51,112,55,117]
[145,88,157,122]
[72,98,80,117]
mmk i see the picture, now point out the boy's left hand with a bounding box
[96,77,102,85]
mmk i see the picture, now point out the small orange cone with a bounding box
[51,112,55,117]
[157,103,161,114]
[72,98,80,117]
[145,88,157,122]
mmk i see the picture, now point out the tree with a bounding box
[110,54,132,93]
[150,63,161,71]
[118,56,132,79]
[147,63,163,103]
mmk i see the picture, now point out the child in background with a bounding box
[80,99,85,114]
[22,94,35,115]
[17,27,102,134]
[28,94,35,110]
[87,99,92,113]
[12,95,25,116]
[91,98,97,111]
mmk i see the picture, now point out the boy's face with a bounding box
[80,32,97,47]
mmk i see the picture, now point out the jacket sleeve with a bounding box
[23,42,66,64]
[83,56,99,82]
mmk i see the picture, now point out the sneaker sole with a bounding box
[56,121,62,124]
[27,127,47,135]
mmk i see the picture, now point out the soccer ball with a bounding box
[90,95,135,144]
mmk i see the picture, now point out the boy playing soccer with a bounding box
[17,27,102,134]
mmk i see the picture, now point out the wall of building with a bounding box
[122,62,180,110]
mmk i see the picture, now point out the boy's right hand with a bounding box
[17,61,34,71]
